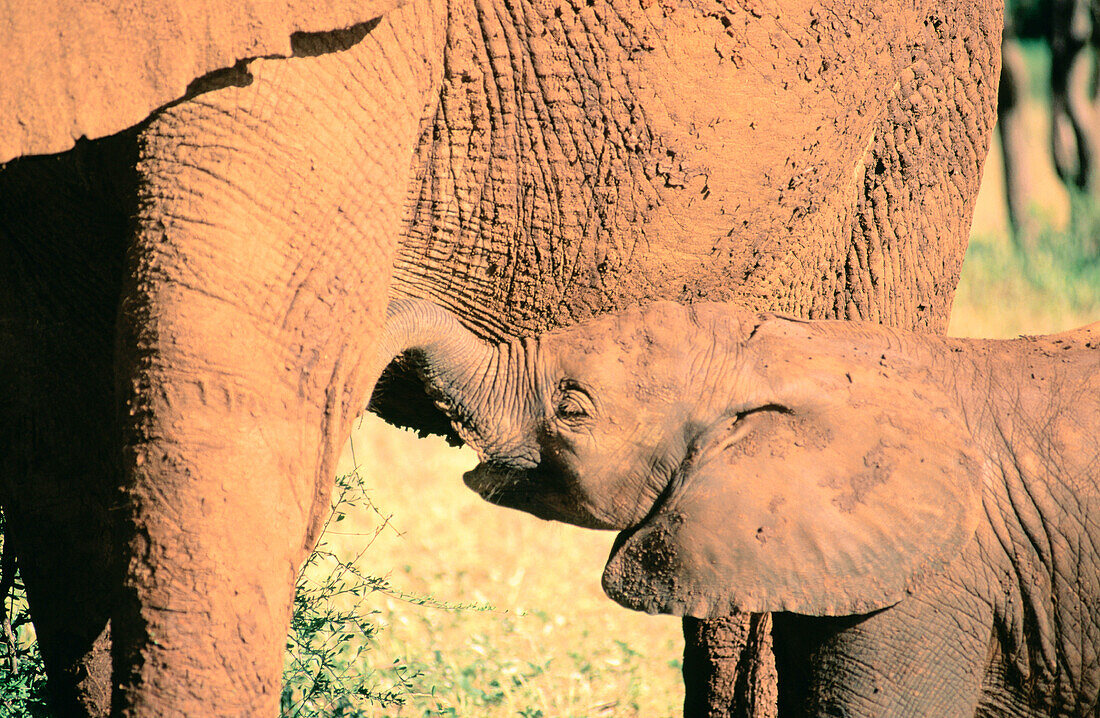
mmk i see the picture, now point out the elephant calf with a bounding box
[374,298,1100,717]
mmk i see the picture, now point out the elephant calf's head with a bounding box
[375,299,985,620]
[461,302,740,531]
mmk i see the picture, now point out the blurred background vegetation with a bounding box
[953,0,1100,337]
[3,2,1100,716]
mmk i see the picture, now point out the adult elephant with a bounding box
[0,0,1002,715]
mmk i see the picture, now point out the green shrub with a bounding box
[281,469,421,717]
[0,514,50,718]
[0,471,427,718]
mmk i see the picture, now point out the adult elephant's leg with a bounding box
[0,137,137,716]
[683,614,776,718]
[113,7,444,714]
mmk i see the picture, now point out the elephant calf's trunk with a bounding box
[373,298,515,454]
[375,298,488,372]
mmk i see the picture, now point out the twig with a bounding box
[0,536,18,673]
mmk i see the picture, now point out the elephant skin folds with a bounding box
[397,0,1002,340]
[0,0,1004,715]
[0,0,410,163]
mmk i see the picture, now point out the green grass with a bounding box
[950,197,1100,338]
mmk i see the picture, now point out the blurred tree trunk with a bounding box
[1000,33,1042,246]
[1050,0,1100,203]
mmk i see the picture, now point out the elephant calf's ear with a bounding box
[602,399,984,619]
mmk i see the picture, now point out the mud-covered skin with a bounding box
[400,0,1001,335]
[378,298,1100,717]
[1,1,1002,714]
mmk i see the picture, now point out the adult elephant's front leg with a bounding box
[113,7,443,713]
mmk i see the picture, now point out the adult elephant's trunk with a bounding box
[376,298,538,465]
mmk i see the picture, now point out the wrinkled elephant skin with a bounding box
[380,297,1100,717]
[0,0,1003,715]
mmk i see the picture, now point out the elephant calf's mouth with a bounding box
[463,462,618,530]
[463,462,543,512]
[463,463,568,520]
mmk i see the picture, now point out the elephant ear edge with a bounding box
[601,396,985,619]
[0,0,409,163]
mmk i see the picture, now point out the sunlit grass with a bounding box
[950,198,1100,338]
[300,422,685,718]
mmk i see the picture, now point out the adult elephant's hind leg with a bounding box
[113,6,445,714]
[0,138,136,717]
[683,614,777,718]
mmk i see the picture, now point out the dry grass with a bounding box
[314,421,684,718]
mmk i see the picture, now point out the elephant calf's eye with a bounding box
[555,380,596,425]
[556,394,589,419]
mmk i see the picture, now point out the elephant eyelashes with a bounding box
[554,380,596,425]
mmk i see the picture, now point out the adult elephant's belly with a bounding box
[393,0,999,340]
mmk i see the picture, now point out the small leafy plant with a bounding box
[281,466,491,717]
[0,513,50,718]
[281,468,419,716]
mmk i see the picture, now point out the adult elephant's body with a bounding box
[0,0,1002,715]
